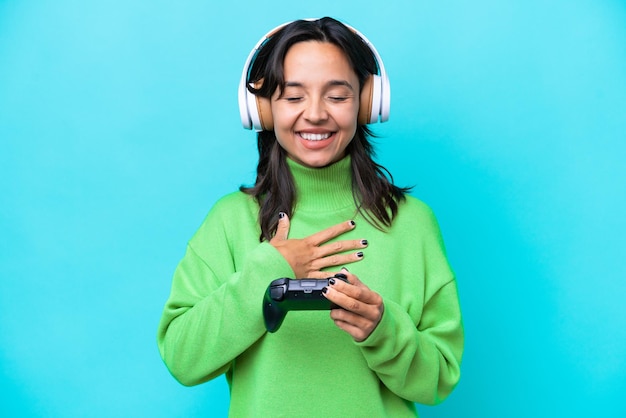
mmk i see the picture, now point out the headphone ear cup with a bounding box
[246,89,261,131]
[246,80,273,131]
[358,75,373,125]
[256,95,273,131]
[359,74,382,125]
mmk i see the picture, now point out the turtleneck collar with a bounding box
[287,156,355,213]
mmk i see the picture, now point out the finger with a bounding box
[316,239,368,258]
[329,271,361,288]
[330,307,369,328]
[305,220,356,247]
[328,277,383,309]
[337,269,363,286]
[323,285,376,320]
[271,212,290,242]
[329,310,373,343]
[310,251,364,271]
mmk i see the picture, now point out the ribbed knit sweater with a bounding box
[157,156,463,417]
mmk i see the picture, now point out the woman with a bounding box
[158,17,463,417]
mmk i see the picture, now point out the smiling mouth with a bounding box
[298,132,333,141]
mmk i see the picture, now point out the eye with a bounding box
[326,87,353,103]
[285,96,303,102]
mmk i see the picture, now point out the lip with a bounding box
[296,130,336,149]
[298,131,334,141]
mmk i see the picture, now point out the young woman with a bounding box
[157,17,463,417]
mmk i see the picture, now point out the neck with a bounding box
[287,157,354,213]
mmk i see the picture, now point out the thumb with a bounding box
[272,212,290,242]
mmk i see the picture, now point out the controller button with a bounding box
[270,285,286,301]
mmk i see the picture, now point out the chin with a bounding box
[301,157,338,168]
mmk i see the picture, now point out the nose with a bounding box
[303,96,328,123]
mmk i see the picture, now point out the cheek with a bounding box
[340,110,359,136]
[342,102,360,129]
[273,129,290,151]
[271,103,296,132]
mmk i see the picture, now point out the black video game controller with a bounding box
[262,273,349,333]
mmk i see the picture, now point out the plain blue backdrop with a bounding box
[1,0,625,416]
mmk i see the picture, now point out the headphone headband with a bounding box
[238,18,390,131]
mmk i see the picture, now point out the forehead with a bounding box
[283,41,356,81]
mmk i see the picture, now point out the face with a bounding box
[270,41,360,168]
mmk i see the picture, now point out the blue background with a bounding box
[1,0,625,416]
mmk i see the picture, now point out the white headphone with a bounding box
[238,19,391,131]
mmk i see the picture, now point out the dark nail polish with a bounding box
[361,239,368,246]
[334,273,347,280]
[349,220,355,226]
[356,251,364,258]
[279,212,286,219]
[329,278,336,285]
[321,287,328,294]
[341,267,349,272]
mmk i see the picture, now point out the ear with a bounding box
[358,75,375,125]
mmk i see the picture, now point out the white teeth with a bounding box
[300,132,331,141]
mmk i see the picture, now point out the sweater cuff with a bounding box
[355,299,398,348]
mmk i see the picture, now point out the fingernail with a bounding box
[356,252,364,258]
[349,220,355,226]
[361,239,368,246]
[341,267,349,272]
[334,273,347,280]
[321,287,328,294]
[279,212,286,219]
[329,278,336,285]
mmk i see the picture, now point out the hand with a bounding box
[323,268,384,342]
[269,213,368,279]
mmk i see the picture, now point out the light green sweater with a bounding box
[157,157,463,417]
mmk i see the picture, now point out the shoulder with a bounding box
[208,191,258,218]
[191,191,259,239]
[392,194,444,239]
[398,194,438,222]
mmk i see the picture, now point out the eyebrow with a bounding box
[284,80,355,91]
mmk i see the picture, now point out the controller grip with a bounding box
[263,300,286,333]
[263,280,287,333]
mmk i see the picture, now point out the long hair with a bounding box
[240,17,411,241]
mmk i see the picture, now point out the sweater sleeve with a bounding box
[356,204,464,405]
[156,199,294,386]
